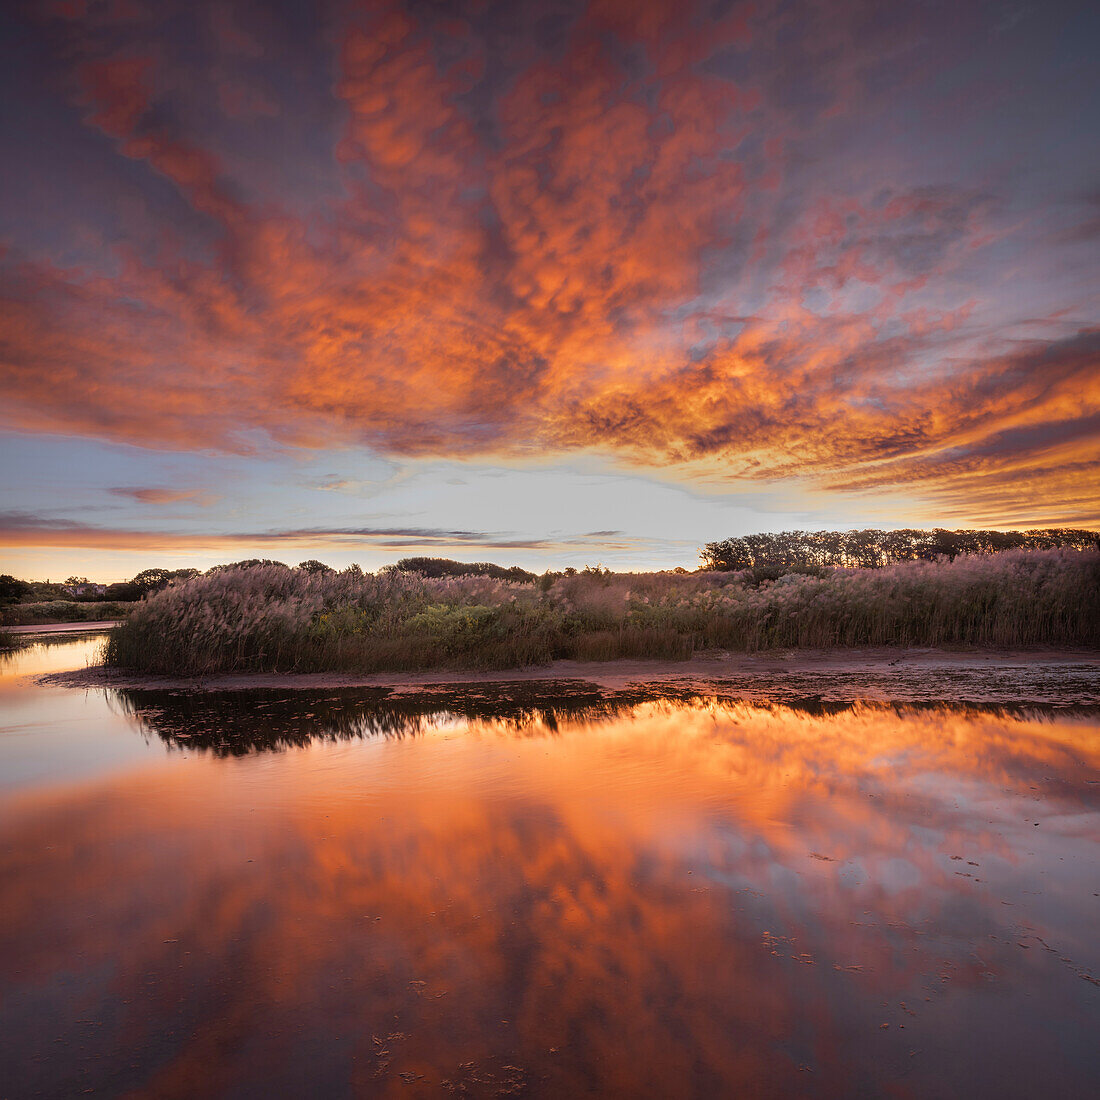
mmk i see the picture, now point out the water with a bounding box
[1,636,1098,1098]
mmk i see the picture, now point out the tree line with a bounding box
[387,557,537,583]
[5,532,1098,609]
[699,528,1100,572]
[0,558,541,606]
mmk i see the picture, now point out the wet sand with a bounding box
[38,646,1100,706]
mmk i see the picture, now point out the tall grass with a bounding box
[104,549,1100,676]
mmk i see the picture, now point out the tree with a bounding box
[205,560,290,575]
[393,557,536,583]
[298,560,335,574]
[700,528,1100,572]
[128,568,199,596]
[104,582,142,601]
[130,568,172,594]
[0,575,32,604]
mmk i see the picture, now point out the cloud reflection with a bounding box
[1,696,1097,1095]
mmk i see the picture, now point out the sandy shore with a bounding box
[38,646,1100,699]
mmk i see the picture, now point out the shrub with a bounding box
[391,557,537,583]
[1,601,133,626]
[104,550,1100,675]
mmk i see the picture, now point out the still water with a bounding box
[1,636,1098,1098]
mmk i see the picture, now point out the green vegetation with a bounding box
[0,567,205,625]
[104,547,1100,676]
[702,528,1098,571]
[0,575,34,604]
[391,557,538,582]
[1,602,134,626]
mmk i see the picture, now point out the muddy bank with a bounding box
[9,620,123,635]
[38,646,1100,706]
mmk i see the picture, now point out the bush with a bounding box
[0,575,33,604]
[102,550,1100,676]
[391,557,537,583]
[1,601,133,626]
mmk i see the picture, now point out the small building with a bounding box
[61,583,108,597]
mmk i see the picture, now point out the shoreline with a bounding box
[7,620,124,635]
[37,645,1100,697]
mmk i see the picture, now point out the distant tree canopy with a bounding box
[700,529,1100,572]
[103,582,142,601]
[391,557,537,583]
[130,569,171,593]
[206,560,289,575]
[297,559,335,574]
[0,574,33,604]
[0,568,206,605]
[131,568,200,594]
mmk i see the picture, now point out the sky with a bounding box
[1,0,1098,581]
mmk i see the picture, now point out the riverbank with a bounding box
[1,602,132,627]
[8,620,124,635]
[39,646,1100,706]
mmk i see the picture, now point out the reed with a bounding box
[104,549,1100,676]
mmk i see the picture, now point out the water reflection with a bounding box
[111,682,678,754]
[1,645,1099,1097]
[112,681,1100,757]
[0,630,107,680]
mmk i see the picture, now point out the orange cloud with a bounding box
[108,487,215,504]
[1,0,1097,525]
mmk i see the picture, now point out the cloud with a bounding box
[1,0,1096,525]
[0,511,655,555]
[109,487,215,505]
[311,477,380,494]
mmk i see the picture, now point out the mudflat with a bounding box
[38,646,1100,706]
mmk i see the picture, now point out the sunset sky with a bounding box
[1,0,1097,580]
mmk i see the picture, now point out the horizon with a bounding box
[2,0,1098,580]
[8,525,1098,587]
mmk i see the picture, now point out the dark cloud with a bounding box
[0,511,644,553]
